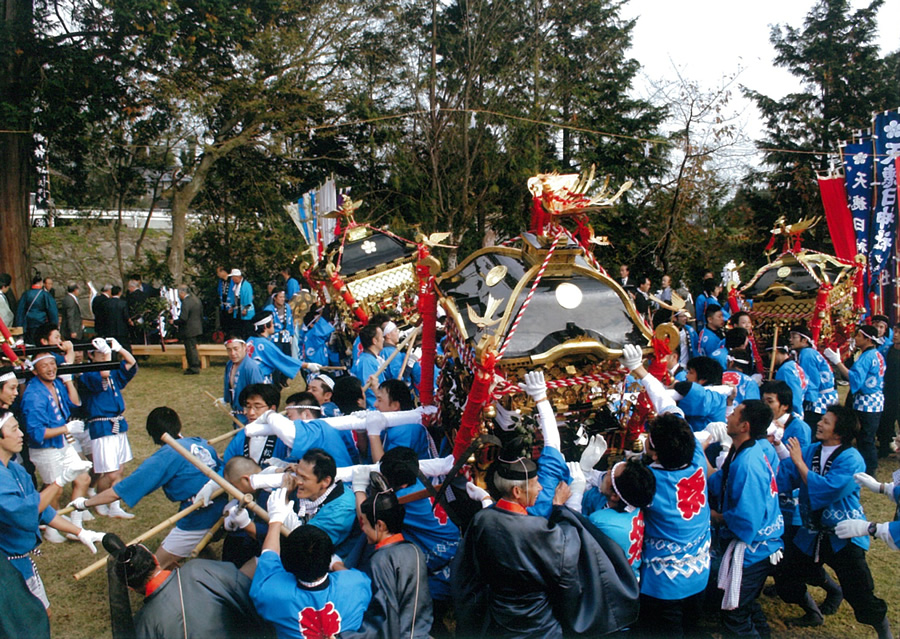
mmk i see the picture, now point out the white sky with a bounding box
[623,0,900,151]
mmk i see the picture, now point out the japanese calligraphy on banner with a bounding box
[841,136,874,256]
[869,110,900,275]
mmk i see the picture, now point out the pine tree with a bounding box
[744,0,898,225]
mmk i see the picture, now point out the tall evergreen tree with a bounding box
[744,0,898,227]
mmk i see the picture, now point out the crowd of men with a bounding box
[2,264,900,639]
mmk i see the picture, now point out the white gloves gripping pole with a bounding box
[92,337,111,355]
[620,344,683,417]
[823,348,841,365]
[519,370,560,450]
[579,434,607,487]
[193,479,220,507]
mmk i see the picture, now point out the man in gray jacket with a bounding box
[60,283,84,341]
[176,285,204,375]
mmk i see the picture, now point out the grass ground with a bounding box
[34,362,900,638]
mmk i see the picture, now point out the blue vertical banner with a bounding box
[841,133,874,256]
[869,110,900,276]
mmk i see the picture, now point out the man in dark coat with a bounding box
[452,451,639,638]
[176,285,204,375]
[92,284,112,338]
[105,286,131,352]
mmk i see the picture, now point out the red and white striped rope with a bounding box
[497,228,562,357]
[490,368,628,399]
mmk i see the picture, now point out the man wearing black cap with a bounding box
[789,324,838,428]
[871,314,892,359]
[102,533,271,639]
[824,326,886,476]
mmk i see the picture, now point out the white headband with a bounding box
[224,338,245,346]
[0,412,15,431]
[315,374,335,390]
[253,315,274,328]
[284,404,321,413]
[610,461,637,512]
[0,372,17,384]
[31,354,55,365]
[382,321,398,336]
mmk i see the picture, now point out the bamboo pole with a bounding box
[363,327,421,391]
[768,325,780,381]
[159,434,288,538]
[189,516,225,558]
[73,488,226,580]
[204,390,247,429]
[398,327,420,381]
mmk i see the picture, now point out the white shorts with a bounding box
[29,444,84,486]
[160,526,210,558]
[70,431,93,457]
[90,433,133,474]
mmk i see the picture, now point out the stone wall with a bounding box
[28,225,171,317]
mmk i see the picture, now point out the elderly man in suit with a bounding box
[60,283,84,341]
[176,285,204,375]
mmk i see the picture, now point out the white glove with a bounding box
[580,434,608,472]
[619,344,643,372]
[854,472,892,498]
[267,487,292,525]
[76,528,106,554]
[65,420,85,435]
[213,397,226,408]
[55,457,92,487]
[365,411,388,436]
[704,422,732,449]
[224,504,251,531]
[91,337,111,355]
[519,370,548,402]
[565,462,586,513]
[823,348,841,365]
[750,373,763,385]
[835,519,869,539]
[769,549,783,565]
[59,374,73,384]
[107,338,123,353]
[352,465,372,493]
[419,455,455,477]
[68,497,89,511]
[305,362,321,373]
[466,482,492,507]
[492,401,518,431]
[192,479,219,507]
[417,404,438,417]
[766,423,784,444]
[329,554,343,570]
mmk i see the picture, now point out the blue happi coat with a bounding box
[641,443,711,600]
[708,440,784,566]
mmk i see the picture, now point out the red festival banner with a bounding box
[818,174,858,261]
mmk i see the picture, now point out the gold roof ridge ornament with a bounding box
[765,215,822,260]
[527,165,633,218]
[319,196,363,221]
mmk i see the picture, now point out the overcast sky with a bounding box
[623,0,900,156]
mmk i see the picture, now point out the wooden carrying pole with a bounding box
[159,433,287,537]
[204,390,246,445]
[363,326,421,391]
[189,516,225,558]
[73,488,226,580]
[768,325,780,381]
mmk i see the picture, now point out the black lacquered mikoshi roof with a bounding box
[438,243,650,360]
[332,229,416,278]
[741,253,855,299]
